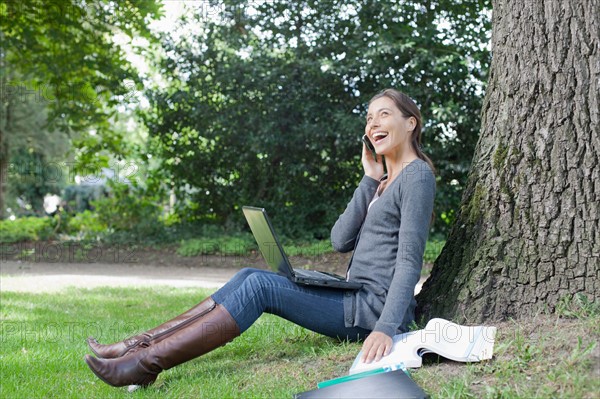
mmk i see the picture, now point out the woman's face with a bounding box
[365,96,416,157]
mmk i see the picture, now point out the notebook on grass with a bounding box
[242,206,362,290]
[349,318,497,373]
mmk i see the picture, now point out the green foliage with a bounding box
[65,210,107,237]
[144,0,491,238]
[0,0,163,219]
[176,234,334,258]
[6,148,64,215]
[62,185,108,213]
[1,94,70,217]
[0,216,55,243]
[0,0,163,140]
[176,230,438,267]
[177,234,256,257]
[283,240,334,257]
[91,182,162,238]
[423,239,446,264]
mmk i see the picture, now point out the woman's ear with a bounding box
[408,116,417,132]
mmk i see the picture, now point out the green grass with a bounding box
[0,287,359,398]
[412,295,600,398]
[1,288,598,398]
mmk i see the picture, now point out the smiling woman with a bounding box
[364,89,435,183]
[83,88,436,389]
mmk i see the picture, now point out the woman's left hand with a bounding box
[360,331,393,363]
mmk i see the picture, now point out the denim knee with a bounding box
[235,267,263,279]
[212,267,266,304]
[244,272,291,314]
[242,272,268,300]
[212,267,272,310]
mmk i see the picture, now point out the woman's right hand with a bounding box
[362,141,385,180]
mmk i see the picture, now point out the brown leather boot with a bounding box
[87,297,217,359]
[84,303,240,387]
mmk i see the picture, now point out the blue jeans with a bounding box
[211,268,370,342]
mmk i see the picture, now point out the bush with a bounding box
[281,239,333,257]
[177,234,256,257]
[65,210,107,237]
[0,216,55,243]
[91,182,163,239]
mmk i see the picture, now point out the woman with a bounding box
[84,88,436,387]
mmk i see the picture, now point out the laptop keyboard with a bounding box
[294,269,341,281]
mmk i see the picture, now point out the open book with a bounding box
[349,318,497,374]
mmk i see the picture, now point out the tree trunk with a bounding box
[417,0,599,322]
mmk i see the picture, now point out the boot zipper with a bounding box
[150,300,218,341]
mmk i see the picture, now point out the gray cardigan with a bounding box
[331,159,435,337]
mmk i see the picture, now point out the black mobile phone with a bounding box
[362,134,377,162]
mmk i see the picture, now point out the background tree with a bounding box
[145,0,491,238]
[0,0,162,218]
[3,95,69,215]
[417,0,599,321]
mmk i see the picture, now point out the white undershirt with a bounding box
[368,191,380,211]
[368,178,387,211]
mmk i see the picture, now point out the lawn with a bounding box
[1,287,598,398]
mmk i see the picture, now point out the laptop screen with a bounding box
[242,206,294,277]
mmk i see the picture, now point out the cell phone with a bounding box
[362,134,378,162]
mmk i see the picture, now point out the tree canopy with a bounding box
[144,0,491,237]
[0,0,163,217]
[2,1,492,240]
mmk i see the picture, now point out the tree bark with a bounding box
[417,0,599,322]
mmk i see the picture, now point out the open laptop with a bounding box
[242,206,362,290]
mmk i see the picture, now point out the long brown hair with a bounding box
[368,88,435,174]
